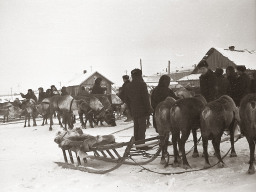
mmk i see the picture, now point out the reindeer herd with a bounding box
[0,94,117,130]
[155,91,256,174]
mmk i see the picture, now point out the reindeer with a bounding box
[200,95,239,169]
[239,93,256,174]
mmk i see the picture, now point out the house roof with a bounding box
[177,74,201,81]
[215,48,256,70]
[65,71,114,87]
[193,47,256,73]
[143,75,174,83]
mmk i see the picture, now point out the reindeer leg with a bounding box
[24,114,27,127]
[212,135,225,168]
[180,131,191,169]
[192,128,199,158]
[247,137,255,174]
[230,122,237,157]
[49,113,53,131]
[28,114,31,127]
[33,113,37,126]
[42,116,45,126]
[79,112,86,129]
[203,137,211,168]
[58,113,63,128]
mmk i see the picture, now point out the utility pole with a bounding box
[10,87,13,100]
[140,58,142,72]
[168,60,171,75]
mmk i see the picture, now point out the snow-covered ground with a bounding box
[0,118,256,192]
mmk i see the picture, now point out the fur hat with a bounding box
[215,68,224,76]
[122,75,129,80]
[197,60,208,69]
[236,65,246,72]
[131,68,142,76]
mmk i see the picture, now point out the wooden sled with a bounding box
[55,136,162,174]
[55,136,135,174]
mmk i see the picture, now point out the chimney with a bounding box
[83,70,87,74]
[168,61,170,75]
[229,46,235,51]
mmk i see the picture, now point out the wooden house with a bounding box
[65,71,114,96]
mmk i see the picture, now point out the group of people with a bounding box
[20,77,108,104]
[119,63,256,150]
[20,85,69,103]
[197,60,256,106]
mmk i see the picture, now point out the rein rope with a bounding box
[127,135,242,175]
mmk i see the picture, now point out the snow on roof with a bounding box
[143,75,174,83]
[146,81,178,87]
[214,48,256,70]
[64,71,113,87]
[177,74,201,81]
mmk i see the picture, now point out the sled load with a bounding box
[54,128,161,174]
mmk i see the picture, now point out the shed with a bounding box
[64,71,114,96]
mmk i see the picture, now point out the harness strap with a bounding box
[93,107,105,116]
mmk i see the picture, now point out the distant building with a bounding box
[178,47,256,88]
[193,47,256,75]
[0,94,25,103]
[65,71,114,96]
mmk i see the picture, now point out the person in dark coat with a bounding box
[235,65,251,106]
[20,89,38,102]
[78,86,90,96]
[125,69,152,149]
[151,75,178,131]
[215,68,229,98]
[51,85,60,96]
[250,71,256,93]
[119,75,130,101]
[226,66,238,104]
[198,60,217,102]
[119,75,132,122]
[45,89,52,98]
[91,77,107,94]
[60,86,69,96]
[38,87,46,103]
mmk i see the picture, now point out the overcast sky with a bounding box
[0,0,255,95]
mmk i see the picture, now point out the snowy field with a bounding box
[0,117,256,192]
